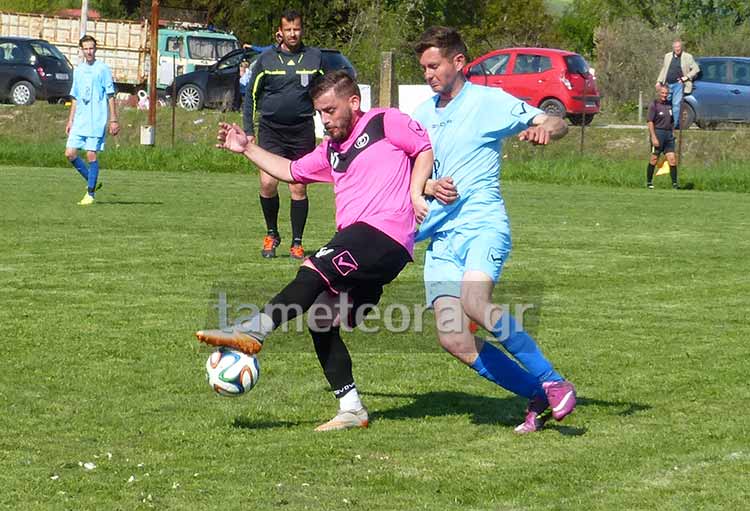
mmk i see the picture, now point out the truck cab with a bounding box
[156,28,240,89]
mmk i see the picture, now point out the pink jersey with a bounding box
[290,108,431,256]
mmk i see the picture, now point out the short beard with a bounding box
[329,109,353,142]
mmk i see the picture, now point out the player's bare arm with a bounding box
[410,149,435,223]
[66,99,77,135]
[216,122,294,182]
[108,95,120,136]
[519,114,568,144]
[648,121,659,147]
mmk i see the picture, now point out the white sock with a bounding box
[339,388,363,412]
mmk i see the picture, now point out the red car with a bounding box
[464,47,600,125]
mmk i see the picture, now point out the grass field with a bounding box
[1,165,749,510]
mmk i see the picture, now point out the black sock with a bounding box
[670,165,678,185]
[310,326,356,398]
[266,267,327,327]
[646,163,655,184]
[260,194,280,235]
[290,198,309,245]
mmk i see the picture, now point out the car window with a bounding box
[165,37,185,58]
[732,61,750,86]
[322,51,356,78]
[187,37,239,60]
[480,54,510,75]
[29,41,65,62]
[700,60,729,84]
[217,52,244,70]
[564,54,589,74]
[0,41,29,64]
[513,54,552,74]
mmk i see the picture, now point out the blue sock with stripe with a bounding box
[470,341,544,399]
[87,160,100,196]
[70,157,89,180]
[492,314,563,383]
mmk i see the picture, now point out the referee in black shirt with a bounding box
[646,85,679,189]
[243,10,324,259]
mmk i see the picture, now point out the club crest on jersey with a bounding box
[354,133,370,149]
[329,151,340,169]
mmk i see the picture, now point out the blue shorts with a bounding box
[423,227,511,306]
[66,134,105,152]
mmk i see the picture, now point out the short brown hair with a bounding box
[310,70,360,101]
[79,34,97,48]
[280,9,302,25]
[414,26,467,59]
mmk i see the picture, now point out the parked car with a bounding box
[464,47,600,125]
[171,47,357,111]
[681,56,750,129]
[0,36,73,105]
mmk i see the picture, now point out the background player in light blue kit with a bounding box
[64,35,119,206]
[413,26,576,433]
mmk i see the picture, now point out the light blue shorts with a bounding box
[66,134,105,152]
[424,227,511,307]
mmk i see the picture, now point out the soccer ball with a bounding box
[205,348,260,397]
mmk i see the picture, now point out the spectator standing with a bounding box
[656,39,700,129]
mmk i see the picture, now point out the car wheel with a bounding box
[569,113,594,126]
[10,81,36,106]
[680,103,696,129]
[539,98,565,118]
[177,84,204,111]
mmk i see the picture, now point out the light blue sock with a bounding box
[70,157,89,180]
[87,160,100,196]
[470,342,544,399]
[492,314,563,383]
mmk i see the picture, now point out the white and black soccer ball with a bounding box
[205,348,260,397]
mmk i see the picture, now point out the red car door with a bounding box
[466,51,512,90]
[506,52,554,106]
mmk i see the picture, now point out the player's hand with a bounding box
[412,195,430,224]
[427,177,458,204]
[109,120,120,136]
[65,121,72,135]
[216,122,248,154]
[652,137,660,148]
[518,125,551,145]
[247,135,256,145]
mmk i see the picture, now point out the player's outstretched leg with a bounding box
[196,266,327,355]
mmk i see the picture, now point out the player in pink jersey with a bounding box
[197,71,434,431]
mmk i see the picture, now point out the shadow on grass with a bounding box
[366,391,651,436]
[231,417,315,430]
[96,201,165,205]
[229,392,650,435]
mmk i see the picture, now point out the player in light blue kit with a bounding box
[64,35,119,206]
[413,27,576,433]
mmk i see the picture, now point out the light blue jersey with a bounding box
[69,60,115,138]
[413,82,542,305]
[412,82,541,242]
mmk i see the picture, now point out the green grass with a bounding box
[3,103,750,192]
[2,166,749,510]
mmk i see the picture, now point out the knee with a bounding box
[460,295,485,324]
[289,182,307,200]
[437,332,477,365]
[86,151,97,163]
[64,148,77,161]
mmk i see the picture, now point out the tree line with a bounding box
[4,0,750,108]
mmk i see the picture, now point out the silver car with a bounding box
[683,56,750,129]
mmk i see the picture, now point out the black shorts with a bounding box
[308,222,412,319]
[651,129,675,155]
[258,118,316,160]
